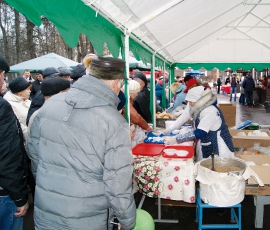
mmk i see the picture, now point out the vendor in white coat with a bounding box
[165,86,235,161]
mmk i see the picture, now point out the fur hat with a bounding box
[0,55,10,73]
[9,77,32,93]
[133,71,147,87]
[41,78,70,96]
[170,82,181,94]
[129,80,141,93]
[83,54,95,75]
[184,78,199,93]
[85,56,127,80]
[185,86,205,102]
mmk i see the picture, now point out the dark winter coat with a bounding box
[231,77,238,87]
[0,96,28,207]
[30,79,42,99]
[26,91,45,126]
[242,75,255,92]
[217,77,221,86]
[133,87,152,123]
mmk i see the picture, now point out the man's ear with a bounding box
[112,79,120,92]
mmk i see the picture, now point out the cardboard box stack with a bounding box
[229,130,270,148]
[218,103,236,127]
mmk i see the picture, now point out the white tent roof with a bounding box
[10,53,79,73]
[83,0,270,63]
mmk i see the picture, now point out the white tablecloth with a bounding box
[133,156,196,203]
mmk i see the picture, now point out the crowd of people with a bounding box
[0,53,260,229]
[218,73,256,107]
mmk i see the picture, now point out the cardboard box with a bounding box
[229,130,270,148]
[218,103,236,127]
[240,155,270,195]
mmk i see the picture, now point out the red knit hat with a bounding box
[184,78,199,93]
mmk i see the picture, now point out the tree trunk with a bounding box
[15,10,21,63]
[0,1,10,62]
[26,19,36,59]
[76,43,81,63]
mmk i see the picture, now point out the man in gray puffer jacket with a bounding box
[32,56,136,230]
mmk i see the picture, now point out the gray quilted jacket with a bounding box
[32,75,136,230]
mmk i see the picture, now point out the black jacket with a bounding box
[0,96,28,207]
[26,91,45,126]
[30,79,42,100]
[242,75,255,92]
[133,87,152,123]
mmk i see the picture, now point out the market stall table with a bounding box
[132,143,196,223]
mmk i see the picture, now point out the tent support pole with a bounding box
[151,54,156,128]
[123,30,130,125]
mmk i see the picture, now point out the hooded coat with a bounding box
[32,75,136,230]
[155,83,169,108]
[166,84,186,113]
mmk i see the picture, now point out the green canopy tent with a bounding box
[5,0,270,125]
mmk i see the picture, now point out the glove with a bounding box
[176,131,196,144]
[164,136,177,145]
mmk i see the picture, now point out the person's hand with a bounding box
[14,202,29,217]
[163,127,173,135]
[146,126,152,132]
[164,136,177,145]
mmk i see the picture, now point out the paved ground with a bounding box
[24,91,270,230]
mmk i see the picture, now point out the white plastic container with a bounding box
[195,157,251,207]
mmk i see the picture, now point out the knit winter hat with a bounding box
[184,78,199,93]
[129,80,141,93]
[9,77,32,93]
[41,77,70,96]
[36,70,43,75]
[185,86,205,102]
[58,67,71,76]
[70,64,86,79]
[0,55,10,73]
[43,67,60,79]
[133,71,147,88]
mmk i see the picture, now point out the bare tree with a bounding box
[14,9,20,63]
[0,1,10,61]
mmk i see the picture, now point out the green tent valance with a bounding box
[172,63,270,71]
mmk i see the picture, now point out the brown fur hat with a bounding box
[84,55,127,80]
[170,82,181,94]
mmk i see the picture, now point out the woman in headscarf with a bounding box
[165,86,235,161]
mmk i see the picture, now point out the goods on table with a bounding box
[156,112,171,119]
[204,165,241,173]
